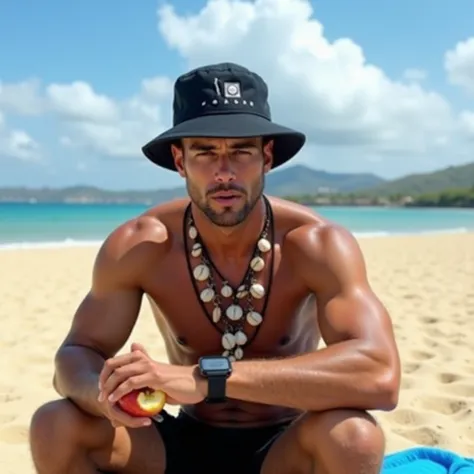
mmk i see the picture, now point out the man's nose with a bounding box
[214,155,236,182]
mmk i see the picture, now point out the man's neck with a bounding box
[190,197,267,260]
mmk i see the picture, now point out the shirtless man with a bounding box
[29,63,401,474]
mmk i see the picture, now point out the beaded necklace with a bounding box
[183,196,275,361]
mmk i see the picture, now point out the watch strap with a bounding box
[206,374,227,403]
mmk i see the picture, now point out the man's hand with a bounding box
[97,394,153,429]
[98,343,205,410]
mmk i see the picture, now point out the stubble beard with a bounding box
[186,174,265,228]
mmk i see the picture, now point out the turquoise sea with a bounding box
[1,202,473,249]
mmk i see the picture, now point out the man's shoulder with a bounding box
[271,197,360,266]
[99,198,189,264]
[268,195,324,226]
[287,221,359,262]
[273,203,366,293]
[270,196,345,242]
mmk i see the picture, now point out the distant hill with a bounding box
[0,165,385,203]
[359,162,474,196]
[1,162,472,204]
[265,165,384,195]
[0,185,185,204]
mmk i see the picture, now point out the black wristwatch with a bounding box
[198,355,232,403]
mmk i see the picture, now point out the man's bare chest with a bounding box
[140,253,317,360]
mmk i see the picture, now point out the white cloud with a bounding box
[445,37,474,96]
[0,113,41,162]
[46,81,120,123]
[140,77,174,101]
[1,0,473,176]
[156,0,462,162]
[0,79,45,116]
[403,68,427,82]
[459,111,474,139]
[0,80,44,162]
[47,77,172,159]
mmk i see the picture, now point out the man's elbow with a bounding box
[373,367,400,411]
[363,340,401,410]
[52,347,67,396]
[52,373,58,391]
[52,371,65,397]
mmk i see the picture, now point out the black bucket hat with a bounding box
[141,62,306,171]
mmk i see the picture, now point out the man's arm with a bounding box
[225,223,401,412]
[53,216,168,417]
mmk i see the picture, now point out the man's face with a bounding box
[172,137,273,227]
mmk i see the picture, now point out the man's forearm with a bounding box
[226,341,398,412]
[53,344,105,417]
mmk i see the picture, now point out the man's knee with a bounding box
[30,399,77,470]
[31,399,82,441]
[30,398,107,451]
[297,409,385,459]
[29,399,114,473]
[30,400,65,445]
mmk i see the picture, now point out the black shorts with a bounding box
[155,409,293,474]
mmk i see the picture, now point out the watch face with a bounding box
[201,357,230,372]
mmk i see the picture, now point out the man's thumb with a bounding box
[131,342,149,356]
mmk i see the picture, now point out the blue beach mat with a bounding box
[382,447,474,473]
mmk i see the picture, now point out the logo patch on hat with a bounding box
[224,82,241,98]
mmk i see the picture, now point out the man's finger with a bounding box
[99,362,146,402]
[131,342,149,357]
[98,352,141,390]
[108,374,151,403]
[109,404,151,428]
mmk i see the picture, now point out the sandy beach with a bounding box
[1,232,473,473]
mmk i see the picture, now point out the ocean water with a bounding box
[0,202,473,250]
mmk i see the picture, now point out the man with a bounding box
[29,62,401,474]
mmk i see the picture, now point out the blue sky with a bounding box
[1,0,473,190]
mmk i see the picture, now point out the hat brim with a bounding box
[141,113,306,171]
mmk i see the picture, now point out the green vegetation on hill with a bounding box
[0,164,385,203]
[360,162,474,197]
[283,161,474,208]
[407,186,474,207]
[0,185,186,204]
[285,186,474,208]
[0,161,472,207]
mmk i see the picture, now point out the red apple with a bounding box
[117,388,166,417]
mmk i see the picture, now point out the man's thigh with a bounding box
[91,418,167,474]
[29,398,168,474]
[258,413,312,474]
[259,409,384,474]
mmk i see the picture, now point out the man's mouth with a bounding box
[211,192,242,204]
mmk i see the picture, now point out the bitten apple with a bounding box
[117,388,166,417]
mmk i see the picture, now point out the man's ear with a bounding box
[263,139,274,173]
[171,143,186,178]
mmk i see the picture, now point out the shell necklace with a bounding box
[183,195,275,361]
